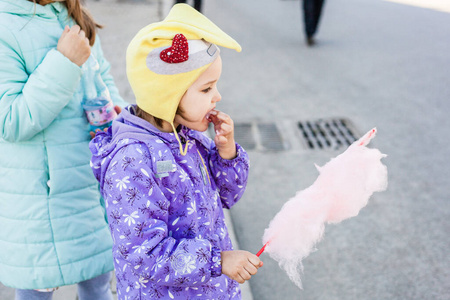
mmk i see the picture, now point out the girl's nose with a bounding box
[213,90,221,103]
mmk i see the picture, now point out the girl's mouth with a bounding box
[205,109,217,122]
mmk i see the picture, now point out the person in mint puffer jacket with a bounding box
[0,0,128,299]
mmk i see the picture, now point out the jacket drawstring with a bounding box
[171,123,189,156]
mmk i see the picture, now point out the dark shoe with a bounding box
[306,36,315,46]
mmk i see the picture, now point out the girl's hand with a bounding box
[208,110,236,160]
[221,250,263,284]
[57,25,91,66]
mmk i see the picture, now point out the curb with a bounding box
[224,210,254,300]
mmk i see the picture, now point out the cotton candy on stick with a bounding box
[257,128,388,288]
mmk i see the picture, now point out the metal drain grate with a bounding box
[297,118,358,150]
[233,123,257,151]
[258,123,285,151]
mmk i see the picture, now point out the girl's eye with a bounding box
[202,87,212,93]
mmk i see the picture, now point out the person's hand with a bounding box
[57,25,91,66]
[114,105,122,114]
[221,250,263,284]
[89,128,108,139]
[208,110,236,160]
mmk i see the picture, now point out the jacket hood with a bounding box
[0,0,65,19]
[89,105,196,191]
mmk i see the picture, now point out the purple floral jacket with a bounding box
[89,106,249,300]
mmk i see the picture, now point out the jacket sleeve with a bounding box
[104,144,222,287]
[0,27,81,142]
[208,143,250,209]
[92,36,128,108]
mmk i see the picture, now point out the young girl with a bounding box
[89,4,262,299]
[0,0,127,299]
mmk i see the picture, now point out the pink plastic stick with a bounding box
[256,242,269,257]
[358,128,376,146]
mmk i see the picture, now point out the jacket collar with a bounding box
[0,0,65,19]
[114,105,201,151]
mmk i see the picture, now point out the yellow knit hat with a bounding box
[126,4,241,154]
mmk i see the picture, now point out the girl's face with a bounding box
[174,56,222,132]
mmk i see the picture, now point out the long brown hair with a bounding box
[34,0,102,46]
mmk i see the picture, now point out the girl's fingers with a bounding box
[208,112,220,126]
[239,270,251,281]
[59,26,70,41]
[70,24,81,34]
[209,110,231,126]
[114,105,122,114]
[244,264,258,276]
[214,111,232,125]
[214,135,227,146]
[248,255,262,268]
[78,30,90,46]
[216,123,232,135]
[211,112,233,135]
[236,274,245,284]
[62,25,70,36]
[79,29,86,39]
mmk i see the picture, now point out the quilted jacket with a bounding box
[0,0,127,289]
[90,106,249,299]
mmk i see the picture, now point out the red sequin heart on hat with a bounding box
[160,34,189,64]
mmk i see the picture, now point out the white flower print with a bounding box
[123,211,139,226]
[220,227,228,239]
[141,168,150,177]
[152,255,165,273]
[187,201,196,215]
[116,176,130,191]
[212,254,221,269]
[137,275,149,288]
[132,239,150,254]
[171,251,196,275]
[178,169,189,182]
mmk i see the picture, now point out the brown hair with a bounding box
[135,105,164,128]
[135,105,185,128]
[33,0,102,46]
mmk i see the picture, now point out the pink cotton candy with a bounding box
[262,128,388,288]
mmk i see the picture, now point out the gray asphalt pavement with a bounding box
[206,0,450,299]
[1,0,449,299]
